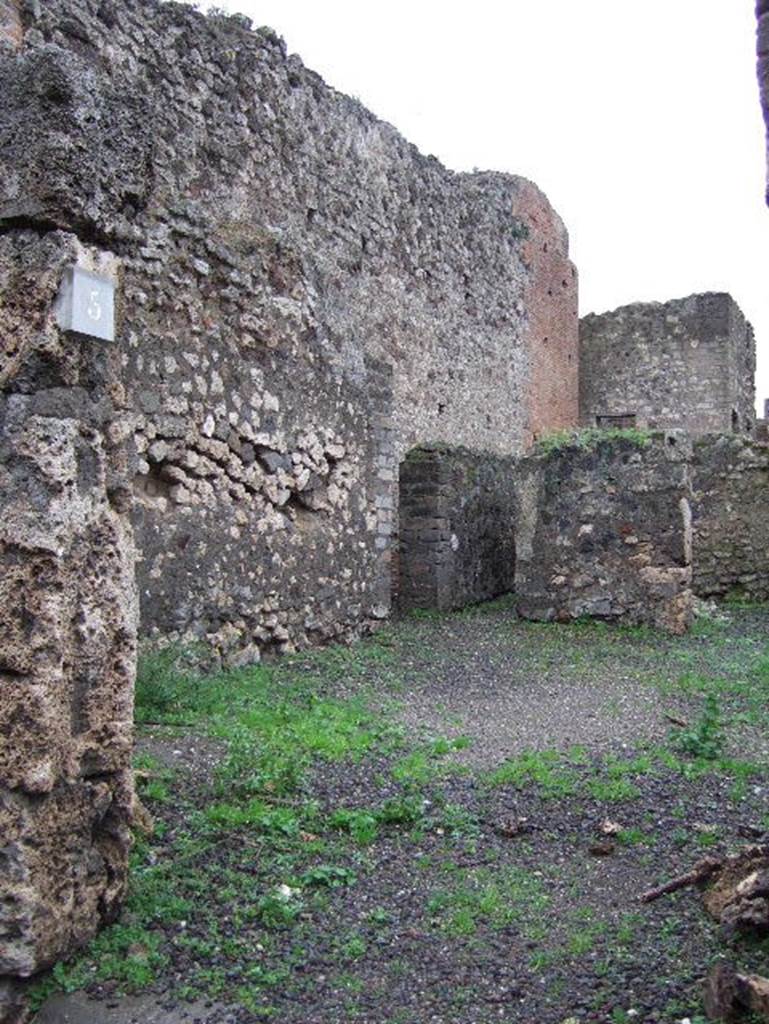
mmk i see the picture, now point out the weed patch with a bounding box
[426,865,548,938]
[669,694,725,760]
[534,426,652,456]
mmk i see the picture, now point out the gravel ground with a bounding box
[34,603,769,1024]
[383,605,769,767]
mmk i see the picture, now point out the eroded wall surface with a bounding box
[692,435,769,601]
[759,0,769,203]
[398,446,517,612]
[580,294,756,436]
[0,0,577,662]
[0,232,136,1014]
[515,435,694,634]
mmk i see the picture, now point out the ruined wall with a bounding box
[0,232,136,1013]
[759,0,769,203]
[515,434,694,634]
[398,446,517,612]
[579,294,756,436]
[692,435,769,601]
[396,431,769,629]
[0,0,577,662]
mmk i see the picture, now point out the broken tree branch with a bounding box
[639,855,724,903]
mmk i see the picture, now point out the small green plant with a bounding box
[587,776,641,802]
[693,825,721,848]
[338,934,367,960]
[256,888,304,927]
[430,735,471,755]
[391,751,435,785]
[204,798,300,836]
[139,778,170,803]
[566,920,606,956]
[434,802,482,841]
[329,808,378,845]
[133,752,175,804]
[614,912,642,947]
[26,923,167,1007]
[376,794,425,825]
[367,906,392,927]
[617,827,649,847]
[426,865,548,938]
[134,645,201,723]
[670,693,725,760]
[610,1009,632,1024]
[486,749,579,798]
[300,864,357,888]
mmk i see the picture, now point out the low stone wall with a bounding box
[398,446,517,612]
[515,434,694,633]
[0,232,137,1015]
[692,435,769,601]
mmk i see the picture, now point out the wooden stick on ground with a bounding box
[640,855,724,903]
[663,712,688,727]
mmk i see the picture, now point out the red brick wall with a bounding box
[510,178,579,445]
[0,0,22,49]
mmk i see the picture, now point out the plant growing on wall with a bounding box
[534,427,652,456]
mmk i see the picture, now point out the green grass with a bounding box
[329,807,379,845]
[31,629,483,1011]
[133,645,205,724]
[390,736,469,785]
[133,751,175,804]
[485,748,651,802]
[426,865,549,938]
[656,643,769,728]
[485,749,580,798]
[27,923,168,1009]
[484,742,764,807]
[204,799,301,835]
[617,827,651,847]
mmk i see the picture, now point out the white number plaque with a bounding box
[55,266,116,342]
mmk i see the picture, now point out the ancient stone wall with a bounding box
[0,232,136,1015]
[398,446,517,612]
[0,0,578,662]
[579,294,756,436]
[691,435,769,601]
[759,0,769,203]
[515,434,694,634]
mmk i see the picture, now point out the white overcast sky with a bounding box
[203,0,769,413]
